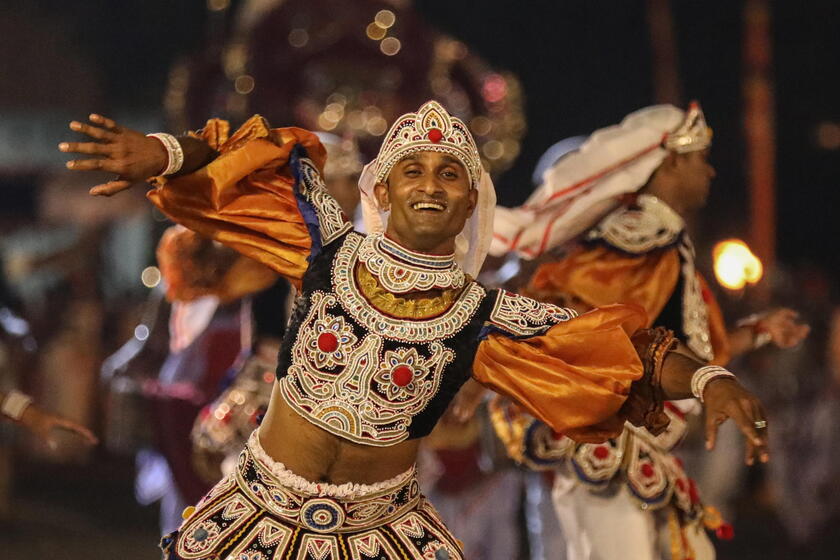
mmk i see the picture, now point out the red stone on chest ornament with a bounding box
[391,365,414,387]
[317,332,339,353]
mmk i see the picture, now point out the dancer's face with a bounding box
[375,151,477,254]
[674,149,716,209]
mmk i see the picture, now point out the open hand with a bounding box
[703,377,768,466]
[759,308,810,349]
[442,379,487,425]
[20,405,98,449]
[58,114,167,197]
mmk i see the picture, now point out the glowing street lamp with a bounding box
[713,239,763,291]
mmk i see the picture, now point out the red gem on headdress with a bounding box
[641,463,655,478]
[427,128,443,143]
[593,445,610,459]
[317,332,339,353]
[392,366,413,387]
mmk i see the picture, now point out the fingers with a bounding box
[59,141,112,156]
[65,157,124,172]
[704,408,724,450]
[68,120,115,141]
[729,399,769,465]
[90,180,132,197]
[89,113,121,132]
[53,418,99,445]
[451,380,487,424]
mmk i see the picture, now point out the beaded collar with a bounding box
[358,233,466,294]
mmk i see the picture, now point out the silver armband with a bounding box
[1,390,33,421]
[147,133,185,176]
[690,365,736,403]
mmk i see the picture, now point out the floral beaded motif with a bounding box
[297,157,353,246]
[279,290,456,446]
[488,290,578,337]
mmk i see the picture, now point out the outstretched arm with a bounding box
[1,390,98,448]
[59,114,217,196]
[655,344,769,464]
[58,114,337,287]
[727,308,810,357]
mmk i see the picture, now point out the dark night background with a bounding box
[1,2,840,559]
[2,0,838,277]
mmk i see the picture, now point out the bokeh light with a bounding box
[380,37,401,56]
[140,266,161,288]
[713,239,764,290]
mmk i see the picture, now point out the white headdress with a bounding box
[491,101,711,259]
[358,100,496,277]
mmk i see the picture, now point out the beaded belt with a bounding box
[234,439,421,533]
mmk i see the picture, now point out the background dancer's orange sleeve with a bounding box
[529,246,731,364]
[147,115,325,289]
[529,245,680,325]
[472,304,648,443]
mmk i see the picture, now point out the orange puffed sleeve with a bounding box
[529,245,680,326]
[472,304,648,442]
[156,226,278,304]
[147,115,327,289]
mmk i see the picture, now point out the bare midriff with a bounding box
[258,383,421,485]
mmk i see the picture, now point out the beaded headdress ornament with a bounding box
[373,100,483,188]
[357,100,495,277]
[664,101,712,154]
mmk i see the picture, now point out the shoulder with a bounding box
[586,194,684,255]
[483,289,579,338]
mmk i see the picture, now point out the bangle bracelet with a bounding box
[1,390,33,421]
[737,313,773,349]
[690,366,736,403]
[147,133,185,176]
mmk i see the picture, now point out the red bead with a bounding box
[392,366,413,387]
[427,128,443,143]
[317,332,339,353]
[593,445,610,459]
[641,463,655,478]
[715,522,735,541]
[551,431,565,440]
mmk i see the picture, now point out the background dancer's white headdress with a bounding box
[358,100,497,277]
[491,102,711,259]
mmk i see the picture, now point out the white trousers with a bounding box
[551,476,715,560]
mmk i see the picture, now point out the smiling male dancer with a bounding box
[60,101,770,559]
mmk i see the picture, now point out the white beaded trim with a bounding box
[690,365,735,403]
[147,133,184,176]
[1,390,33,421]
[247,429,415,499]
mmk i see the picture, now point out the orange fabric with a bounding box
[147,115,327,289]
[157,226,278,304]
[529,245,681,325]
[530,245,732,364]
[473,304,648,442]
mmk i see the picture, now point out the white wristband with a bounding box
[1,390,33,421]
[690,366,736,403]
[147,133,185,176]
